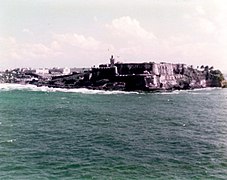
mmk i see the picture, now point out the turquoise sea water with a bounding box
[0,84,227,179]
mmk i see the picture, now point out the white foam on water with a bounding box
[0,83,139,95]
[67,88,139,95]
[154,87,222,95]
[0,83,36,91]
[184,87,222,95]
[6,139,15,143]
[1,139,17,143]
[156,91,180,95]
[0,83,221,95]
[184,87,220,93]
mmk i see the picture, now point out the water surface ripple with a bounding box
[0,86,227,179]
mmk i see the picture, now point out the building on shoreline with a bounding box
[0,56,224,91]
[89,56,222,91]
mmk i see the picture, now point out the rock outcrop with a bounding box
[0,56,225,92]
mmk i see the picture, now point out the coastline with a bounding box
[0,57,225,92]
[0,83,223,95]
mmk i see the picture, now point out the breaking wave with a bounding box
[0,83,139,95]
[155,87,222,95]
[0,83,221,95]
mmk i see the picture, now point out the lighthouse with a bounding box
[110,55,115,67]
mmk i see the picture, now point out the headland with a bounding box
[0,56,225,92]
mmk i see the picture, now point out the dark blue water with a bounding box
[0,84,227,179]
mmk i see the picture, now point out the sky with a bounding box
[0,0,227,73]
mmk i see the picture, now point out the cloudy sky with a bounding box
[1,0,227,73]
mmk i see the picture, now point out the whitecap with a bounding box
[155,91,180,95]
[66,88,139,95]
[6,139,16,143]
[155,87,222,95]
[0,83,221,95]
[0,83,139,95]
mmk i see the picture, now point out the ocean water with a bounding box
[0,84,227,179]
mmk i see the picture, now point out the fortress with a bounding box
[89,56,221,91]
[1,56,224,91]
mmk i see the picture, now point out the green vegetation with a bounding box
[210,69,225,81]
[222,80,227,88]
[209,70,227,88]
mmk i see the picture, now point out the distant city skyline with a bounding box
[1,0,227,73]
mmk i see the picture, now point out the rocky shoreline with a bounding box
[0,56,225,92]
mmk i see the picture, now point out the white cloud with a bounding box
[22,28,33,35]
[183,5,217,35]
[0,33,115,68]
[52,33,102,50]
[50,34,110,53]
[0,36,59,61]
[0,33,113,60]
[215,3,227,45]
[198,17,216,34]
[51,41,61,51]
[0,37,20,59]
[93,16,98,22]
[1,8,227,73]
[195,6,206,15]
[106,16,156,40]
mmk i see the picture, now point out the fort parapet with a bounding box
[88,56,223,91]
[1,56,224,91]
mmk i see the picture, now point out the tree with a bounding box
[212,70,225,81]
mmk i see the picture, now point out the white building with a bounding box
[36,68,49,75]
[63,67,71,75]
[200,79,207,87]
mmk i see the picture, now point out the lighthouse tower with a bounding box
[109,55,118,75]
[110,55,115,67]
